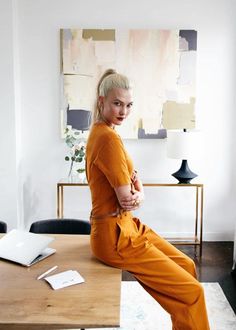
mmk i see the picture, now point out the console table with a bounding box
[57,179,204,256]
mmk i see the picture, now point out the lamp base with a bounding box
[172,160,197,184]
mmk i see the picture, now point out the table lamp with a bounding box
[166,129,198,184]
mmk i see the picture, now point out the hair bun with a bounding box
[103,68,117,76]
[97,69,116,95]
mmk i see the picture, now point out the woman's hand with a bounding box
[131,170,143,193]
[119,190,144,211]
[131,169,138,184]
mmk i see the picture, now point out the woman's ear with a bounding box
[98,96,104,110]
[98,96,104,105]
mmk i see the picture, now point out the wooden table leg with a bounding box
[57,184,64,219]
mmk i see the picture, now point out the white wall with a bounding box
[0,0,236,240]
[0,0,18,228]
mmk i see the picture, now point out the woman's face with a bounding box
[99,88,133,127]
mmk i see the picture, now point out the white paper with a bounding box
[45,270,85,290]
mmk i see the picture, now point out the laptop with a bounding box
[0,229,56,267]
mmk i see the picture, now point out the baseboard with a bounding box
[202,232,234,241]
[158,232,234,242]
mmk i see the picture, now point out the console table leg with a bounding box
[199,186,204,257]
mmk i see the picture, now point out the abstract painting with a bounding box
[60,29,197,139]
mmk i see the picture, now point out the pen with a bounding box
[37,265,58,280]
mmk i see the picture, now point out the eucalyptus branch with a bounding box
[64,126,86,177]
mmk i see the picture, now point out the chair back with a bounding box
[29,219,90,235]
[0,221,7,233]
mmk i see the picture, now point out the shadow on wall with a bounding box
[23,176,40,230]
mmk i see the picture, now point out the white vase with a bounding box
[67,160,86,183]
[78,171,86,183]
[68,161,78,182]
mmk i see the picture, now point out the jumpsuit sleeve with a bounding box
[94,134,131,188]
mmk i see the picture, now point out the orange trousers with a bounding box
[90,211,210,330]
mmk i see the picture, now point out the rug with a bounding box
[91,282,236,330]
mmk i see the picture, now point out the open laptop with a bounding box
[0,229,56,267]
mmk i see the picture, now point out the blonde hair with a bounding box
[92,69,132,124]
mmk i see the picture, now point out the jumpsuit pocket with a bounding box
[90,217,122,263]
[116,215,152,258]
[117,217,149,257]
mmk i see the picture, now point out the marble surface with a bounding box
[90,282,236,330]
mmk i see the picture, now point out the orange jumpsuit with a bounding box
[86,122,210,330]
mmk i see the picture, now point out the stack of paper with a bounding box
[45,270,85,290]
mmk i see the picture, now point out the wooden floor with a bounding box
[122,242,236,314]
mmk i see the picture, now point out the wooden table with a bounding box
[0,234,121,329]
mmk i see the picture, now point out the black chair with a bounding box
[29,219,90,235]
[0,221,7,233]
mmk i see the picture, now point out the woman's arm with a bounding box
[114,185,142,211]
[114,170,145,211]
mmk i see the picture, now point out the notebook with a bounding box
[0,229,56,267]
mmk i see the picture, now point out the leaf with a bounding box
[77,168,85,173]
[79,150,85,157]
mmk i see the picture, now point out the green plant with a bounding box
[64,126,86,176]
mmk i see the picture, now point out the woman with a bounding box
[86,69,210,330]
